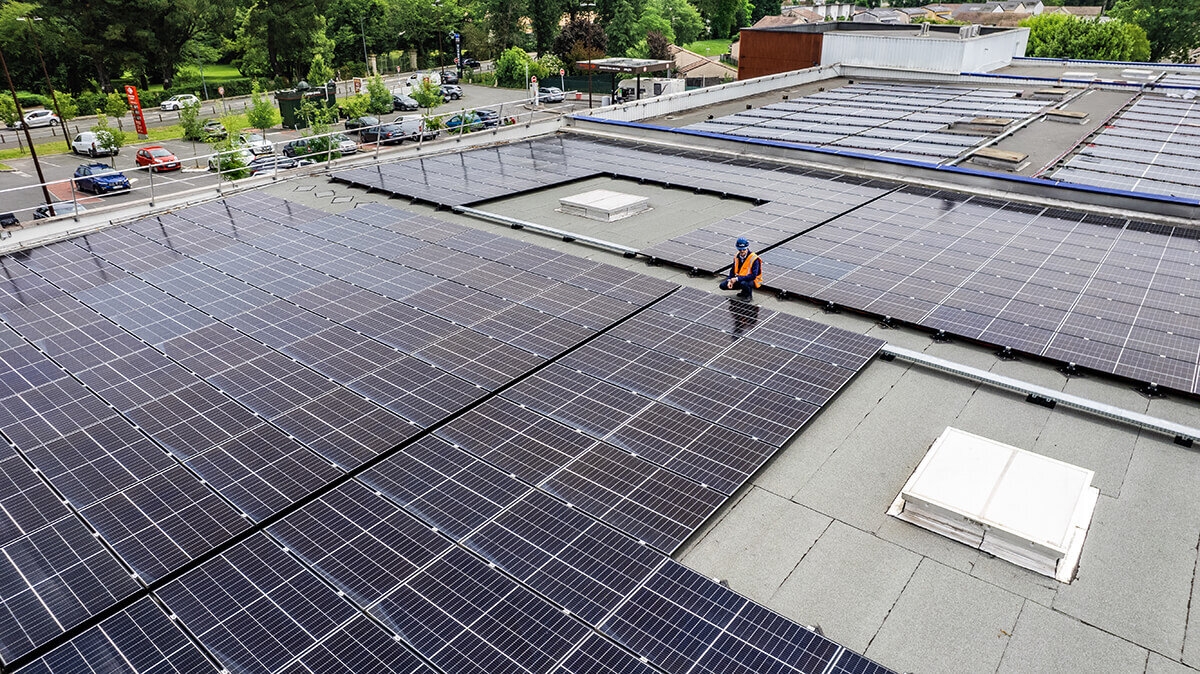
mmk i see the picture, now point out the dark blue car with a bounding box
[73,163,131,194]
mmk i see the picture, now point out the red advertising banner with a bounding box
[124,85,148,136]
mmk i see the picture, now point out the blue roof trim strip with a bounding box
[964,71,1200,90]
[570,115,1200,206]
[1014,56,1200,70]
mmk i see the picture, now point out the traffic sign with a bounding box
[559,68,565,76]
[454,57,459,65]
[531,76,537,83]
[218,86,225,96]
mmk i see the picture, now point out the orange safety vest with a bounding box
[733,251,763,288]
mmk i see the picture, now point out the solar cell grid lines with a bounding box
[684,82,1049,164]
[0,192,892,674]
[654,186,1200,394]
[1052,94,1200,200]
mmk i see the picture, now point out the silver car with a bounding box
[8,109,60,129]
[161,94,200,111]
[237,133,273,155]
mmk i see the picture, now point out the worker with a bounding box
[720,237,762,301]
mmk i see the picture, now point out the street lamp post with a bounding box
[17,15,69,152]
[0,46,55,215]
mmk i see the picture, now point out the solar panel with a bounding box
[680,83,1049,167]
[1051,94,1200,199]
[650,186,1200,394]
[0,193,894,674]
[16,597,219,674]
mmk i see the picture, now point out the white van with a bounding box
[395,115,437,141]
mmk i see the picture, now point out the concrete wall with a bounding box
[820,29,1030,73]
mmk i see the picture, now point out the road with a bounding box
[0,66,502,151]
[0,84,588,222]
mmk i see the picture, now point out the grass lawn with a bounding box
[682,39,733,57]
[143,64,246,92]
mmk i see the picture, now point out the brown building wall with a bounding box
[737,30,823,80]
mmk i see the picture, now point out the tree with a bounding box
[553,18,607,61]
[298,99,341,160]
[478,0,526,52]
[103,92,129,131]
[0,97,18,128]
[1020,15,1151,62]
[699,0,741,38]
[646,31,671,59]
[607,0,639,57]
[749,0,780,24]
[1110,0,1200,62]
[365,74,391,114]
[247,81,281,135]
[307,53,335,85]
[654,0,704,45]
[495,46,543,86]
[211,114,252,180]
[530,0,562,55]
[409,78,443,113]
[340,93,371,120]
[635,4,675,43]
[91,114,127,166]
[180,101,205,140]
[226,0,331,80]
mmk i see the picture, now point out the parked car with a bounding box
[207,148,255,172]
[345,116,380,134]
[360,123,405,144]
[134,146,181,171]
[461,57,481,68]
[201,119,227,140]
[282,135,357,158]
[73,163,131,194]
[475,108,501,126]
[394,115,436,141]
[438,70,459,84]
[0,212,18,228]
[445,111,486,133]
[73,164,131,194]
[237,132,273,155]
[33,202,86,219]
[392,93,420,111]
[70,131,119,158]
[247,155,299,176]
[160,94,200,111]
[538,86,565,104]
[440,84,463,101]
[7,109,60,129]
[407,71,441,87]
[332,133,359,154]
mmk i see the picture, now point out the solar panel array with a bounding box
[713,187,1197,394]
[1158,73,1200,88]
[1052,95,1200,200]
[334,135,893,274]
[0,193,891,674]
[684,83,1049,163]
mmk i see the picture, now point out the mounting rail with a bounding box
[453,206,639,257]
[882,345,1200,447]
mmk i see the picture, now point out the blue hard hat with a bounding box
[736,237,749,249]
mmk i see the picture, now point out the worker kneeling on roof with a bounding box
[720,237,762,301]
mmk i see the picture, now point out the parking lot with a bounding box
[0,84,586,222]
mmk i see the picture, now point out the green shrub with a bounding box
[16,92,51,109]
[76,91,105,116]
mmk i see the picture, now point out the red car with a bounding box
[134,146,181,172]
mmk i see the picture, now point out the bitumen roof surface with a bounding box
[268,163,1200,674]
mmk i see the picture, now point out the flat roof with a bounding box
[576,58,673,74]
[282,166,1200,674]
